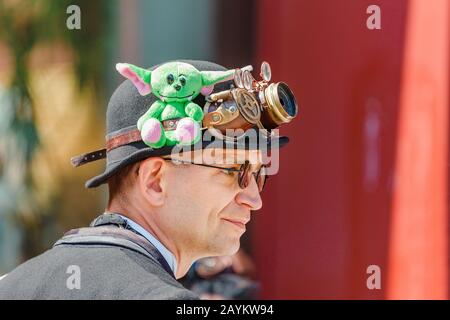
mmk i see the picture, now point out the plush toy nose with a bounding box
[174,84,182,91]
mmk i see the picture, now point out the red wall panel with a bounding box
[253,0,448,299]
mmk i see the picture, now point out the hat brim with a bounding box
[85,135,289,188]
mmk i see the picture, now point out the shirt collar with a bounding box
[116,214,177,275]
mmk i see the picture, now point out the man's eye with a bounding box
[167,74,174,84]
[221,170,236,176]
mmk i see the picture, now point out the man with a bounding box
[0,60,293,299]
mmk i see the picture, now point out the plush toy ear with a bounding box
[116,63,152,95]
[200,69,235,96]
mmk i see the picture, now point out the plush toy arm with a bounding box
[137,100,166,130]
[185,102,204,122]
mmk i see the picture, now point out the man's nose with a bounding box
[235,177,263,211]
[174,84,182,91]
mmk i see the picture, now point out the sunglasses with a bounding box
[163,158,267,192]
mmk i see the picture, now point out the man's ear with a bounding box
[200,69,235,96]
[116,63,152,95]
[138,158,165,206]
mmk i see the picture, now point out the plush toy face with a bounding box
[116,61,235,101]
[150,62,204,102]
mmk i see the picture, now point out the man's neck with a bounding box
[105,205,194,279]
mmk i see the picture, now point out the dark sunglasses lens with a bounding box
[257,166,267,192]
[238,162,267,192]
[238,161,251,189]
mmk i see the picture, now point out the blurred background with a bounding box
[0,0,448,299]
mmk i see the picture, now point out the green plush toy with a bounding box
[116,61,234,148]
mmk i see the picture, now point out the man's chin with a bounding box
[213,240,240,257]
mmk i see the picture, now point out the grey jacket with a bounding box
[0,215,199,300]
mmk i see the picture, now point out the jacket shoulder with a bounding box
[0,242,198,300]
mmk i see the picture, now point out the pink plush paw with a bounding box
[175,117,200,144]
[141,118,163,143]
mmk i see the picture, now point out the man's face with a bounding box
[155,149,263,259]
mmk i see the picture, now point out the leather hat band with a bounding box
[71,128,142,167]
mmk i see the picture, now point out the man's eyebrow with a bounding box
[205,161,238,167]
[222,163,242,169]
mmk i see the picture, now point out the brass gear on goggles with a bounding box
[202,62,298,139]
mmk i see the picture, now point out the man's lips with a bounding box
[221,218,249,230]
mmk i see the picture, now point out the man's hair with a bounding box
[107,161,141,204]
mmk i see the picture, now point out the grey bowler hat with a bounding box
[71,60,289,188]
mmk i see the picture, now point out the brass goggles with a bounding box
[202,62,298,140]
